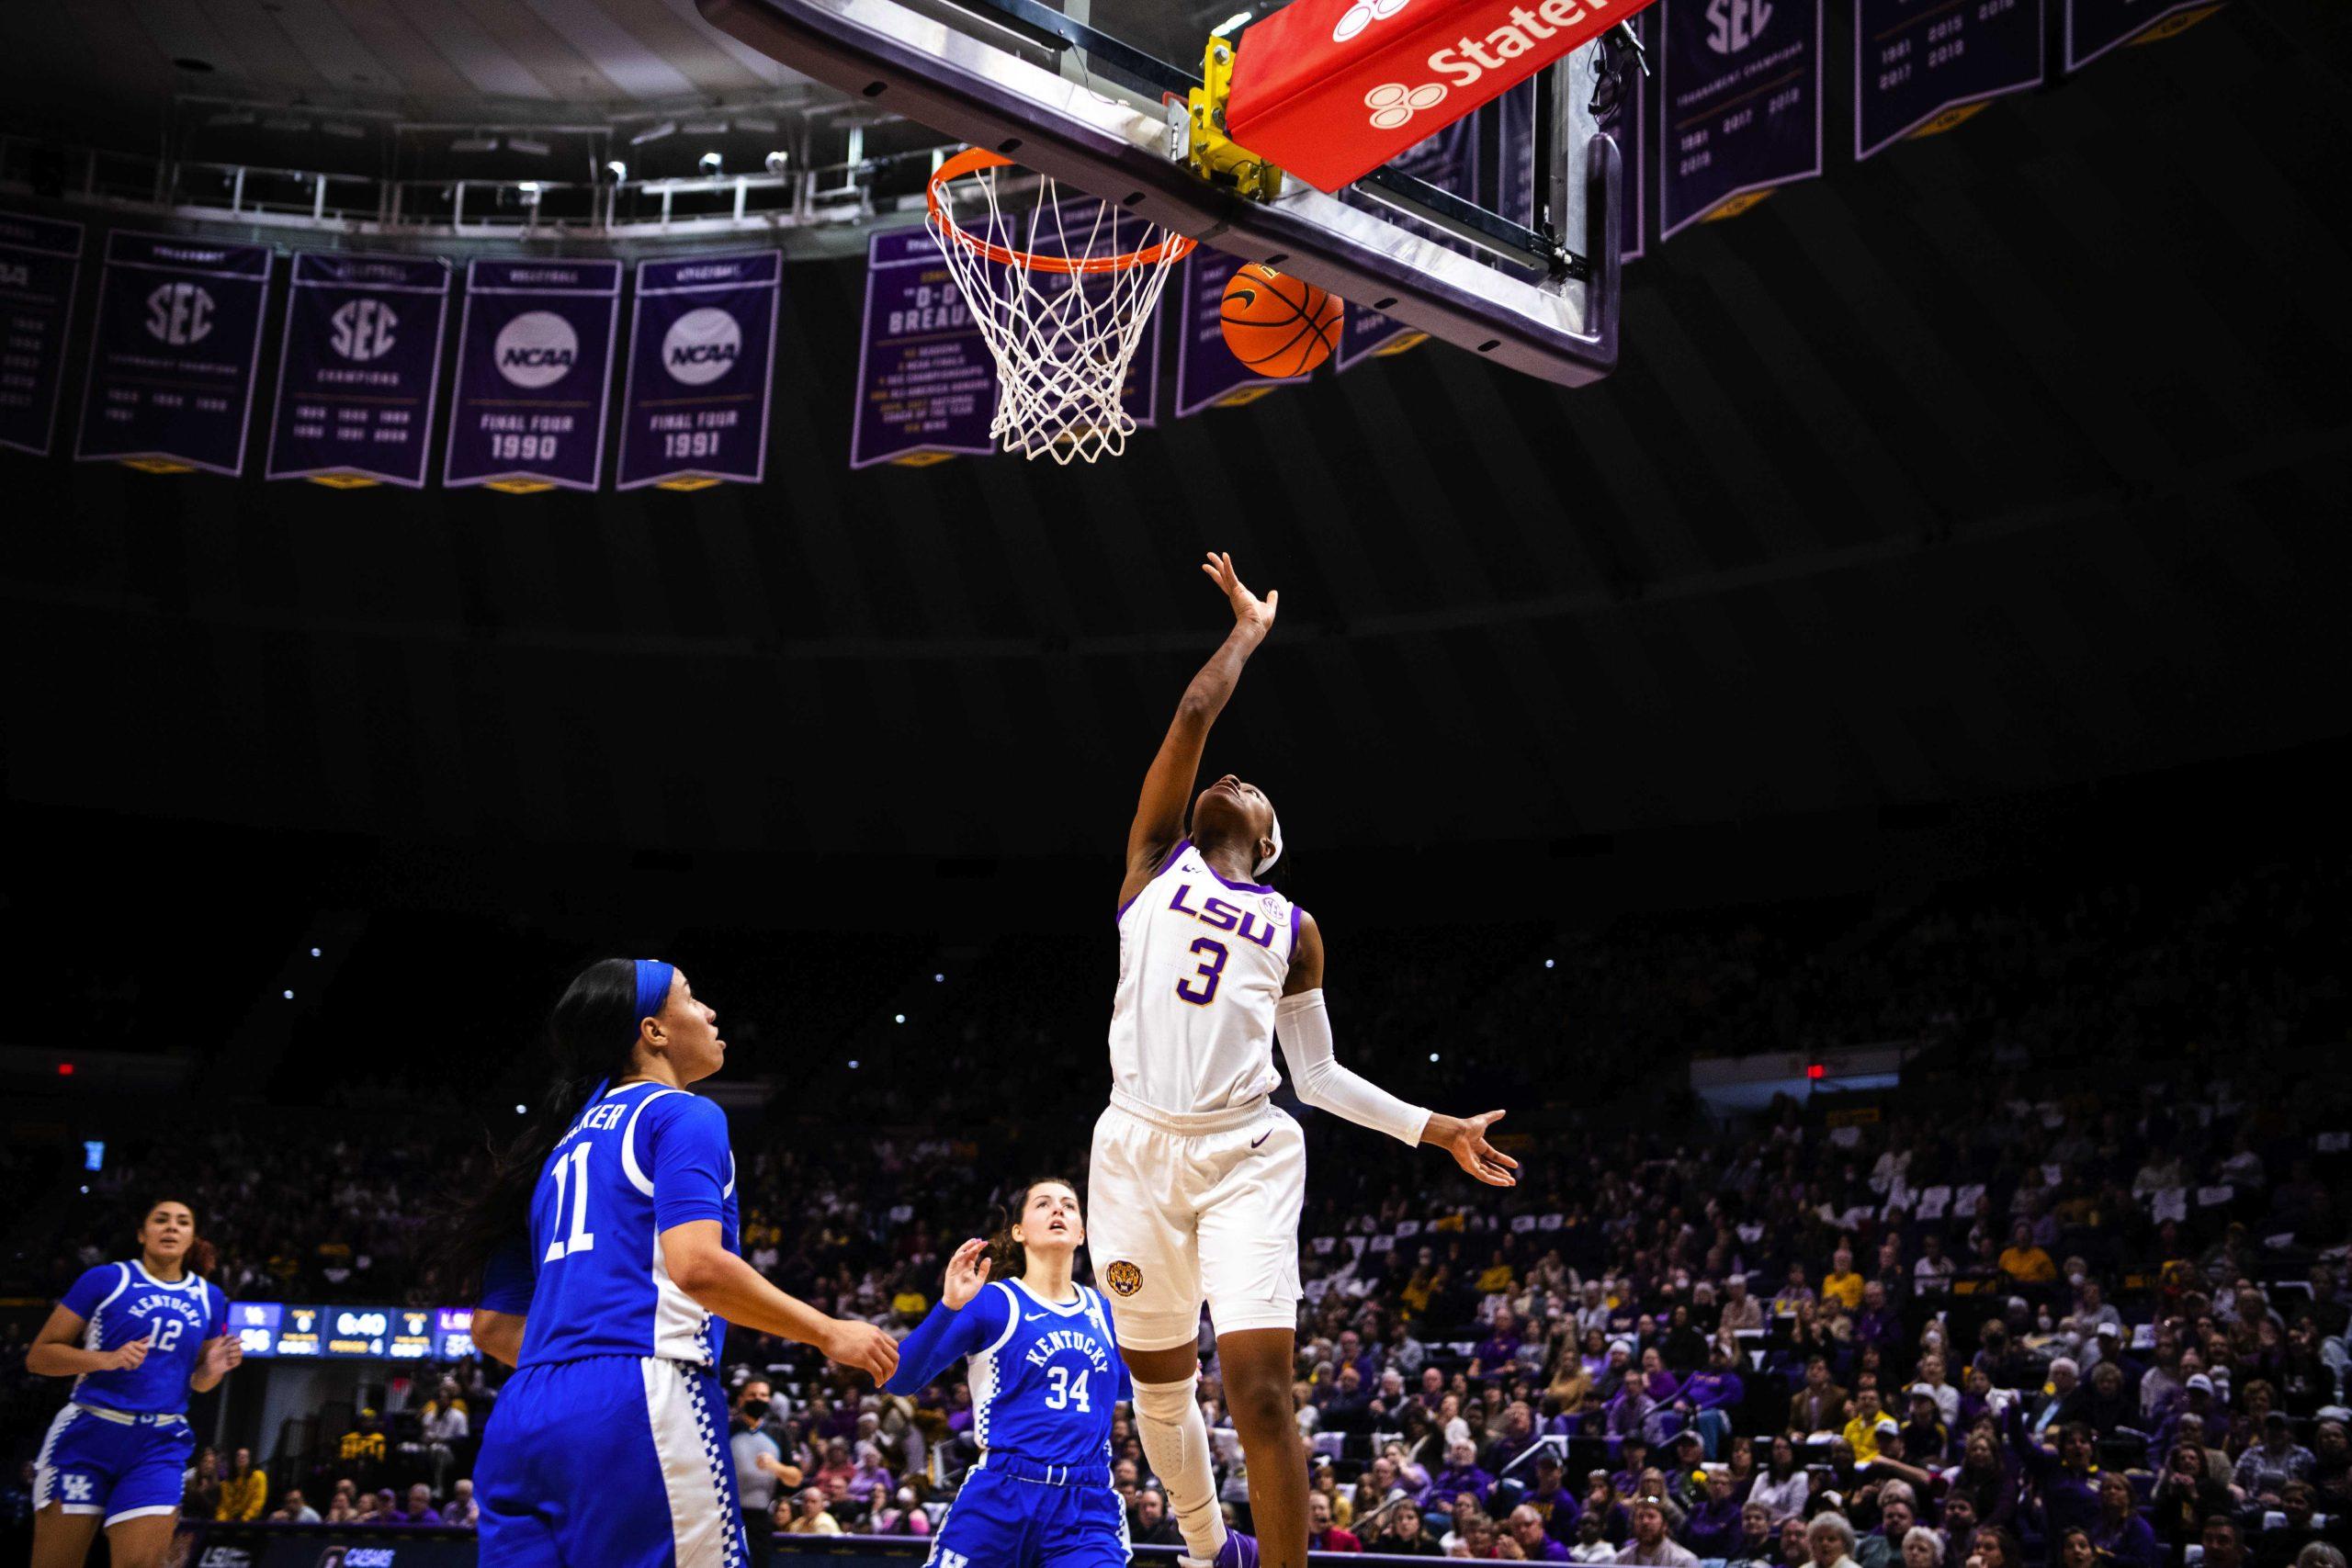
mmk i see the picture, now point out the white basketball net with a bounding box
[926,155,1192,465]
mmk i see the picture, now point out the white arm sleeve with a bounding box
[1274,987,1431,1147]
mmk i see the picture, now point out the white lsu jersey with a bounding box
[1108,837,1301,1115]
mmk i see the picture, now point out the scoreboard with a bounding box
[232,1302,478,1361]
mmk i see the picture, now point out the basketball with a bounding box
[1219,264,1342,378]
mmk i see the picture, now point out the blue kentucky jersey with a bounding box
[57,1260,228,1416]
[513,1081,741,1369]
[885,1280,1130,1469]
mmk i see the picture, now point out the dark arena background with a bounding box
[5,1,2352,1567]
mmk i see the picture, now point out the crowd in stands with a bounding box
[5,852,2348,1566]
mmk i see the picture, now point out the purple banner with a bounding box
[850,227,998,469]
[1498,9,1649,264]
[444,258,620,493]
[0,211,84,457]
[1660,0,1824,238]
[618,251,780,491]
[1174,249,1311,417]
[265,253,449,489]
[76,231,271,475]
[1338,115,1478,370]
[1855,0,2044,160]
[2064,0,2222,72]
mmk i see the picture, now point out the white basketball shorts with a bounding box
[1086,1088,1306,1351]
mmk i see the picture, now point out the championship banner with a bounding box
[444,257,621,493]
[617,251,780,491]
[1854,0,2043,160]
[0,210,84,457]
[2064,0,2222,72]
[1660,0,1823,237]
[1175,248,1310,416]
[850,227,998,468]
[1338,114,1479,369]
[265,252,450,489]
[1497,9,1648,264]
[76,231,271,475]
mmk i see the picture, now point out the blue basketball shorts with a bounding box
[476,1355,749,1568]
[926,1464,1131,1568]
[33,1403,196,1527]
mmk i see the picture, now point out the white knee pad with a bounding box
[1132,1373,1227,1564]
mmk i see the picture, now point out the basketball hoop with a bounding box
[925,148,1194,464]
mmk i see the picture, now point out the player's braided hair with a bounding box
[982,1174,1081,1282]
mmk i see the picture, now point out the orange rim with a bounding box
[926,148,1195,275]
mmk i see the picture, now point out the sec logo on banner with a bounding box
[494,310,579,388]
[1706,0,1772,52]
[662,307,741,386]
[329,297,400,362]
[145,281,213,345]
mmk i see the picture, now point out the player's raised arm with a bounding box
[1276,911,1521,1187]
[1120,552,1278,907]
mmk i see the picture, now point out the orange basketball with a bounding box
[1219,264,1342,378]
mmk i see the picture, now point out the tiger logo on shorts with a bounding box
[1104,1260,1144,1297]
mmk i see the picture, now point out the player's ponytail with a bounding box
[430,958,648,1300]
[981,1174,1080,1282]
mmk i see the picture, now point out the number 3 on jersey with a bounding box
[1174,936,1228,1006]
[1045,1366,1091,1411]
[542,1143,597,1262]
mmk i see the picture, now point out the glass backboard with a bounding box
[698,0,1632,384]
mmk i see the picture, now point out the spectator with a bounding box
[1824,1251,1866,1313]
[267,1488,320,1524]
[1844,1391,1888,1463]
[2206,1517,2250,1568]
[870,1486,930,1536]
[1901,1529,1945,1568]
[1617,1496,1699,1567]
[2088,1470,2159,1568]
[1749,1437,1811,1522]
[1964,1527,2026,1568]
[1310,1490,1363,1551]
[1570,1512,1622,1564]
[2240,1412,2320,1504]
[786,1488,842,1536]
[1999,1224,2057,1289]
[1685,1471,1745,1557]
[1793,1358,1852,1435]
[1372,1497,1447,1557]
[2153,1442,2236,1551]
[1524,1450,1583,1538]
[1915,1237,1957,1298]
[184,1446,223,1522]
[388,1483,439,1525]
[1807,1512,1863,1568]
[441,1478,480,1529]
[217,1446,267,1522]
[1725,1503,1779,1565]
[1858,1483,1920,1568]
[1721,1277,1763,1336]
[731,1379,792,1566]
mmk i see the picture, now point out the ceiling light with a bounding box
[683,119,728,135]
[508,136,551,156]
[630,120,676,145]
[450,136,499,152]
[735,115,778,133]
[698,151,722,173]
[763,151,788,174]
[605,159,628,182]
[321,122,366,140]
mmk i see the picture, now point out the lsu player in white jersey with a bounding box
[1090,552,1520,1568]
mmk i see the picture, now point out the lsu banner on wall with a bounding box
[77,231,271,474]
[445,258,620,492]
[0,210,84,457]
[1338,114,1478,369]
[266,253,450,488]
[2064,0,2222,71]
[1175,248,1309,417]
[617,252,779,491]
[1855,0,2044,159]
[851,227,998,468]
[1660,0,1824,237]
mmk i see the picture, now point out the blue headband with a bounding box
[634,959,675,1038]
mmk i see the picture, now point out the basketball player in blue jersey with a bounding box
[26,1197,241,1568]
[883,1176,1132,1568]
[1091,553,1521,1568]
[443,957,899,1568]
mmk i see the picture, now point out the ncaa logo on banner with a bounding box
[662,307,741,386]
[1706,0,1772,53]
[145,281,214,345]
[494,310,578,388]
[329,298,399,362]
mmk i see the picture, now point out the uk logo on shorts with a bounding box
[62,1473,94,1503]
[1104,1260,1144,1298]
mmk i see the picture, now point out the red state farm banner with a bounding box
[1225,0,1656,191]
